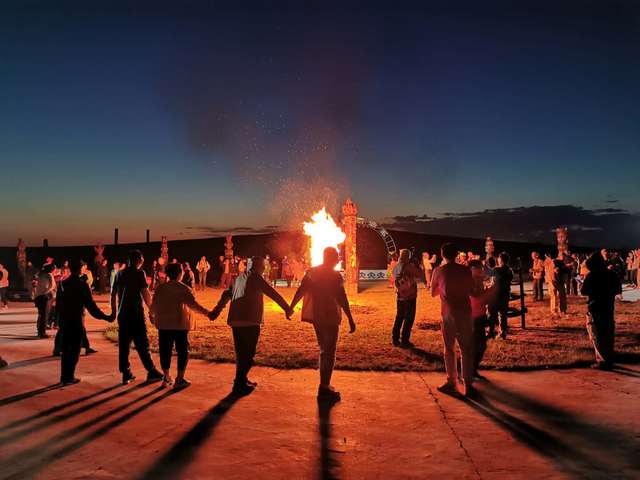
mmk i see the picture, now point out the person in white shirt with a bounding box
[195,256,211,291]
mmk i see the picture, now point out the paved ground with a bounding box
[1,301,639,480]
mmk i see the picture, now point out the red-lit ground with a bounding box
[106,282,640,371]
[1,302,639,479]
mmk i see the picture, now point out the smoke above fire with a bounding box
[163,25,372,227]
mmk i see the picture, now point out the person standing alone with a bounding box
[431,243,475,397]
[392,249,423,347]
[111,250,163,384]
[530,252,544,301]
[196,256,210,291]
[0,263,9,309]
[581,251,622,369]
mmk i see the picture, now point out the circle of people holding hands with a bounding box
[26,241,629,402]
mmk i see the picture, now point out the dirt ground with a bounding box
[105,282,640,371]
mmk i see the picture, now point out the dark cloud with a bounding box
[184,225,279,236]
[384,205,640,248]
[391,214,434,223]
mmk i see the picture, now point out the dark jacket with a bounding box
[581,269,622,314]
[57,274,111,330]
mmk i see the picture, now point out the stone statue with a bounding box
[485,237,495,260]
[556,227,569,255]
[224,235,234,260]
[16,238,27,286]
[160,236,169,263]
[342,198,359,294]
[94,242,105,266]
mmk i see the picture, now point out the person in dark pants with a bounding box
[391,249,423,347]
[469,260,495,379]
[488,252,513,340]
[34,264,56,338]
[57,259,114,385]
[111,249,163,384]
[290,247,357,403]
[431,243,475,397]
[581,251,622,369]
[151,262,211,389]
[210,256,292,396]
[530,251,545,301]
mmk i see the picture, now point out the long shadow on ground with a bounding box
[0,383,62,407]
[318,399,341,480]
[136,393,239,479]
[0,383,145,445]
[0,383,121,432]
[1,386,178,480]
[464,381,640,479]
[1,355,58,371]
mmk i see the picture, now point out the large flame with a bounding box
[303,207,346,269]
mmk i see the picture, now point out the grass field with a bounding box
[105,282,640,371]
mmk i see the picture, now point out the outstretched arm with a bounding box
[110,286,118,319]
[259,276,292,317]
[209,285,233,320]
[83,284,111,321]
[289,276,308,310]
[185,289,212,316]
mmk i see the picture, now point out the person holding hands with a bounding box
[209,256,292,396]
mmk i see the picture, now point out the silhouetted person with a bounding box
[553,255,570,317]
[431,243,474,396]
[34,264,56,338]
[181,262,195,289]
[581,252,622,369]
[57,259,114,385]
[290,247,356,403]
[0,263,9,309]
[111,249,163,384]
[151,263,210,389]
[392,248,423,347]
[210,256,291,396]
[488,252,513,339]
[469,259,494,379]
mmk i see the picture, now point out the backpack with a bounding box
[395,263,416,299]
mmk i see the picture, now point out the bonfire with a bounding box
[303,207,346,270]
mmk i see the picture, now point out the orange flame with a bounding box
[303,207,346,270]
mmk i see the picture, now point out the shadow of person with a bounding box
[0,383,122,432]
[0,383,62,407]
[3,355,58,371]
[318,399,341,480]
[136,393,240,480]
[408,346,444,368]
[461,393,626,479]
[1,386,178,479]
[0,382,148,446]
[610,365,640,377]
[469,382,640,478]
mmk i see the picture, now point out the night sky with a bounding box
[2,1,639,247]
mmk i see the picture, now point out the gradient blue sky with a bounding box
[1,1,639,246]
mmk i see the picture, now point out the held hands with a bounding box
[208,307,221,321]
[284,306,294,320]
